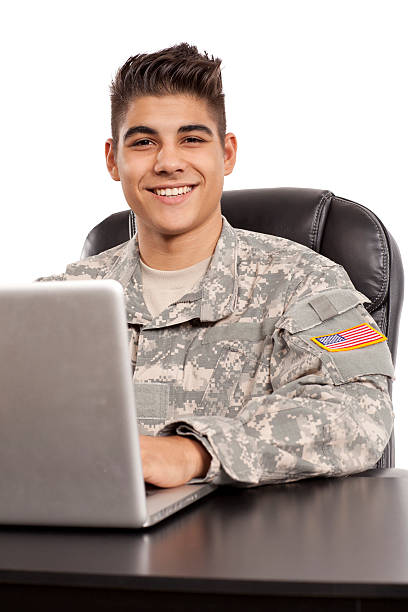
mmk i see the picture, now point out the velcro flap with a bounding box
[277,288,370,334]
[308,295,338,321]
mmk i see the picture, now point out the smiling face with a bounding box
[105,94,237,246]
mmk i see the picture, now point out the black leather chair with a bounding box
[81,187,404,469]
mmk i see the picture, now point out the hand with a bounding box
[139,435,212,488]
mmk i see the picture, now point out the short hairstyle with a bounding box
[109,42,226,155]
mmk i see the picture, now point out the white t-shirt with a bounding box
[140,256,212,318]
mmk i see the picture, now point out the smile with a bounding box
[153,185,193,196]
[147,185,197,205]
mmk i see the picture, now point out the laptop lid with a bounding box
[0,280,148,527]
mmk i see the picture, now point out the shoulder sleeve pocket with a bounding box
[277,288,395,384]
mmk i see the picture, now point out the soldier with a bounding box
[37,43,395,488]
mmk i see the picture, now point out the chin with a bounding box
[155,210,202,235]
[156,221,195,236]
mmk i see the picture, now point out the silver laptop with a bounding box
[0,280,215,528]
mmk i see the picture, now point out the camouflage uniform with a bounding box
[37,216,395,486]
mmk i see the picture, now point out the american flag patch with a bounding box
[311,323,386,352]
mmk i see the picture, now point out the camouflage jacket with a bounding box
[37,216,395,486]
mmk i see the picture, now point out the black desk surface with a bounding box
[1,469,408,611]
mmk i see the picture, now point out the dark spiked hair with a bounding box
[109,42,226,155]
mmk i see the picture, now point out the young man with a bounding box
[38,43,395,488]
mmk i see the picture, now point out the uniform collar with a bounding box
[102,236,151,326]
[103,215,239,326]
[200,215,238,322]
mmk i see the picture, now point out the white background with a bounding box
[1,0,407,466]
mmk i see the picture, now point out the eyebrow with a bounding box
[123,124,214,142]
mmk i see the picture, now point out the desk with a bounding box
[1,469,408,611]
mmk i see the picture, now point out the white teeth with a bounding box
[154,185,193,196]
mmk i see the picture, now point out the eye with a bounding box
[184,137,204,143]
[131,139,154,147]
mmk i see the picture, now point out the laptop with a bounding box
[0,280,215,528]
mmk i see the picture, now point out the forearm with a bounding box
[160,374,393,486]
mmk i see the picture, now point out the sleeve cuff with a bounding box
[157,421,231,484]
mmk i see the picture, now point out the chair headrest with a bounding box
[220,187,391,312]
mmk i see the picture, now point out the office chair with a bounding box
[81,187,404,469]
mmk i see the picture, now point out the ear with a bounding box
[105,139,120,181]
[223,132,237,177]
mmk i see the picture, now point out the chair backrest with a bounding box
[81,187,404,468]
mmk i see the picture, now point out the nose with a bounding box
[153,143,187,175]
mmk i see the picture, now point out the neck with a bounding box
[136,212,223,270]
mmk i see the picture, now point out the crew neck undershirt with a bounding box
[140,256,212,318]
